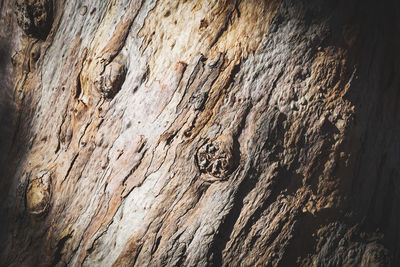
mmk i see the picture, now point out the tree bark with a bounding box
[0,0,399,266]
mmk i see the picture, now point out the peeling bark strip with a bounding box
[138,0,280,83]
[1,0,400,266]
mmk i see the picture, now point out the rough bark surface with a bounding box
[0,0,399,266]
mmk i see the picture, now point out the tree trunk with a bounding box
[0,0,399,266]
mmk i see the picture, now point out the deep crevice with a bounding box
[50,233,73,267]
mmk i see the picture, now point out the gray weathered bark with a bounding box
[0,0,399,266]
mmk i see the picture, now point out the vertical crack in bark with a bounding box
[62,153,79,183]
[55,102,71,154]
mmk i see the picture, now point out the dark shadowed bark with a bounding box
[0,0,399,266]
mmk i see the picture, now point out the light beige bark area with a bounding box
[0,0,399,266]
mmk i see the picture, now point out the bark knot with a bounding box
[195,134,237,180]
[15,0,53,39]
[95,61,127,99]
[29,43,41,71]
[26,171,51,217]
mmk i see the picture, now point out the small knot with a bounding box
[195,135,238,181]
[26,171,51,217]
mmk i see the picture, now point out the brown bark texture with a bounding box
[0,0,400,266]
